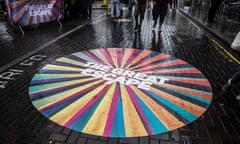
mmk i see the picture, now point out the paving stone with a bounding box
[149,139,159,144]
[119,138,138,144]
[87,139,107,144]
[139,137,149,144]
[76,137,87,144]
[49,133,68,142]
[66,131,80,143]
[62,128,72,135]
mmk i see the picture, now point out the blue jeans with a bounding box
[111,0,121,17]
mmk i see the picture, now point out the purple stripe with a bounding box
[39,81,105,113]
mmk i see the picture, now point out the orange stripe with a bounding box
[149,69,202,74]
[162,84,212,100]
[131,86,185,130]
[135,59,186,72]
[131,53,171,70]
[150,87,206,116]
[171,79,211,87]
[125,50,153,69]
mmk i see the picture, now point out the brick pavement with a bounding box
[0,7,240,144]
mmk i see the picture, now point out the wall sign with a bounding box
[29,48,213,137]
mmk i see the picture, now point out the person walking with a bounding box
[207,0,223,23]
[152,0,168,32]
[173,0,178,9]
[87,0,94,18]
[133,0,149,32]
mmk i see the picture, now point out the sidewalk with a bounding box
[179,3,239,46]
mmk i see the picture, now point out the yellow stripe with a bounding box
[125,50,152,69]
[50,82,107,124]
[31,77,95,94]
[34,79,103,109]
[120,85,148,137]
[205,34,240,65]
[130,85,185,130]
[83,83,116,135]
[121,49,135,68]
[56,57,86,66]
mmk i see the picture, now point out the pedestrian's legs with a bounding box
[133,4,140,31]
[207,0,223,22]
[117,1,121,18]
[139,4,146,31]
[152,5,159,28]
[159,5,167,30]
[174,0,178,9]
[111,1,117,17]
[88,4,92,18]
[169,0,172,9]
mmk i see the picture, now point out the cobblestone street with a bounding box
[0,3,240,144]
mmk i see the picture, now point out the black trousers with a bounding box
[208,0,223,21]
[152,4,168,25]
[134,4,146,25]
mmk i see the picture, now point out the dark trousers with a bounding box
[208,0,223,21]
[134,4,146,26]
[152,5,168,25]
[88,4,92,17]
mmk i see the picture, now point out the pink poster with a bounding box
[5,0,62,26]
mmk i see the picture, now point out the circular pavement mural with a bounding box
[29,48,213,138]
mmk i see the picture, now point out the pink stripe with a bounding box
[64,85,111,127]
[99,49,114,65]
[126,86,154,135]
[124,49,140,67]
[103,85,120,136]
[82,51,104,63]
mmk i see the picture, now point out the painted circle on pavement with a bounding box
[29,48,212,138]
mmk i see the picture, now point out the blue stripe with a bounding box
[171,89,211,105]
[135,94,168,134]
[111,96,125,137]
[146,91,197,122]
[69,96,103,131]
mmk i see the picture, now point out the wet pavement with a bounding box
[0,3,240,144]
